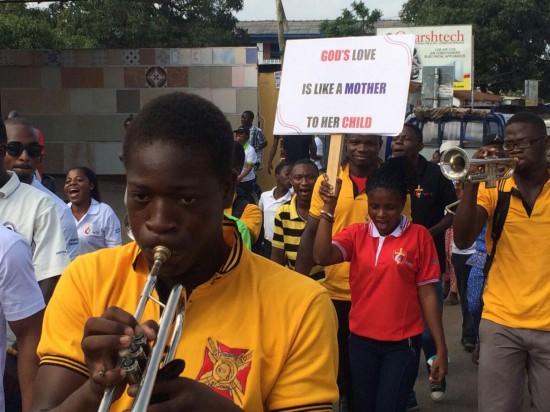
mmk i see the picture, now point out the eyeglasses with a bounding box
[6,142,43,158]
[502,136,543,151]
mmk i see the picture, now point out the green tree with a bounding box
[0,0,245,49]
[399,0,550,98]
[320,1,382,37]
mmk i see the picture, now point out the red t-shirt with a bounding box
[332,217,439,341]
[349,174,367,194]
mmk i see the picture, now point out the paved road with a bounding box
[55,175,532,412]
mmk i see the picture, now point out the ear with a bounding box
[221,170,237,209]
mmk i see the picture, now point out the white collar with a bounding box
[368,215,410,238]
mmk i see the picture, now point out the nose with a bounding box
[145,198,178,235]
[355,143,369,152]
[18,148,31,160]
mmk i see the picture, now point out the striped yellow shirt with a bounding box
[273,195,324,280]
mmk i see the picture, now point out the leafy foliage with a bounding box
[320,1,382,37]
[0,0,245,49]
[399,0,550,98]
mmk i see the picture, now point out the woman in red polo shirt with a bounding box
[313,156,447,412]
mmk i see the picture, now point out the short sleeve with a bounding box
[265,292,338,411]
[38,257,95,377]
[0,237,45,322]
[416,228,441,286]
[477,183,496,218]
[245,147,257,165]
[308,175,325,219]
[240,203,262,241]
[103,204,122,248]
[32,198,71,281]
[271,208,285,250]
[331,224,359,262]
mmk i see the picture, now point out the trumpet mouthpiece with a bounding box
[152,246,171,263]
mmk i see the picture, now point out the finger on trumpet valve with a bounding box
[119,333,150,385]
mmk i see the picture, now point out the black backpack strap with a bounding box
[483,181,511,277]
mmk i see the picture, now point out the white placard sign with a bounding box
[274,35,414,136]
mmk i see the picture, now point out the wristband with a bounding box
[320,210,335,223]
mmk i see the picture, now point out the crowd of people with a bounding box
[0,92,548,412]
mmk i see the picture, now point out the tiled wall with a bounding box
[0,47,259,174]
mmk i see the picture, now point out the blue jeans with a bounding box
[349,333,422,412]
[452,253,476,344]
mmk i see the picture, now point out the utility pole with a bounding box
[275,0,289,60]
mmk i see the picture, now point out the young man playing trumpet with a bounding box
[32,92,338,411]
[454,112,550,412]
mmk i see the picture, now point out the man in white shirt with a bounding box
[0,225,45,412]
[4,117,79,261]
[234,126,257,202]
[258,161,292,257]
[0,119,69,302]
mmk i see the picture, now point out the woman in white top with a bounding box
[64,166,122,255]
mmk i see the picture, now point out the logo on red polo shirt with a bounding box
[393,248,407,264]
[196,338,252,405]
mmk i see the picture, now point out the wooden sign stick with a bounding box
[325,134,344,191]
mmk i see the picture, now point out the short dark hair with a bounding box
[243,110,254,120]
[5,117,35,128]
[274,160,292,175]
[506,112,546,136]
[123,93,234,180]
[4,117,38,141]
[291,158,319,174]
[366,156,414,200]
[403,122,423,143]
[7,110,19,120]
[66,166,101,202]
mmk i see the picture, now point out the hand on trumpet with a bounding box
[82,306,157,399]
[472,145,505,160]
[472,145,508,178]
[83,307,242,411]
[125,371,243,411]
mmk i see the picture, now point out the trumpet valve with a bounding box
[119,333,150,385]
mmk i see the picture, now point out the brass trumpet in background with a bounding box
[440,147,517,189]
[98,246,187,411]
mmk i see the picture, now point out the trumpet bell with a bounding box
[440,149,469,181]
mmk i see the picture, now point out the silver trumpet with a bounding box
[98,246,187,411]
[440,147,517,189]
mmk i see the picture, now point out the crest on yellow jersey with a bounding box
[197,338,252,405]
